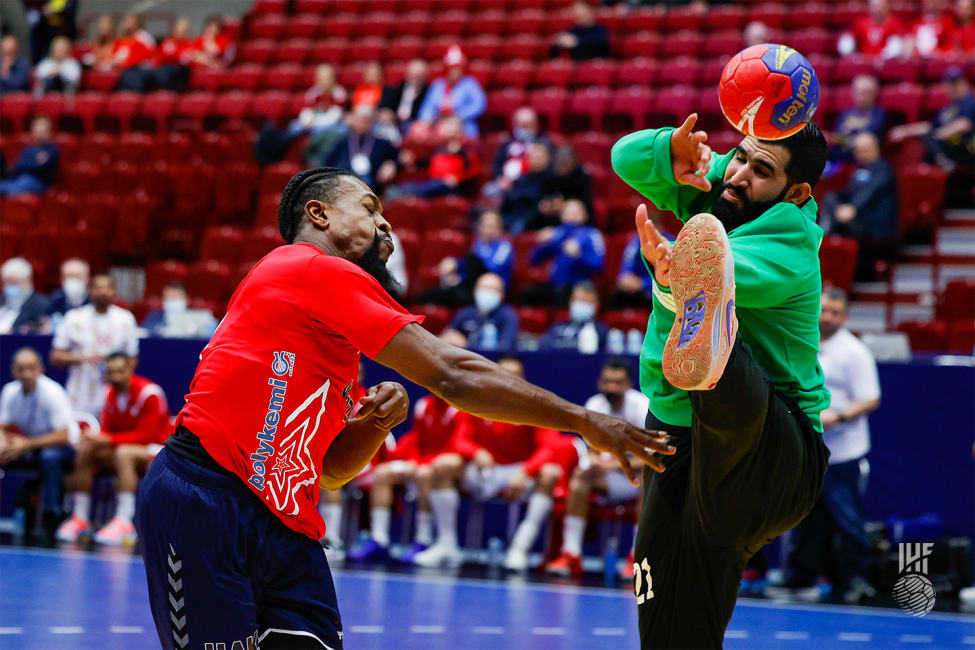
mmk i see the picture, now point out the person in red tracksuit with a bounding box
[57,352,169,546]
[413,355,581,570]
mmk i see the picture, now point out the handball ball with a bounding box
[718,44,820,140]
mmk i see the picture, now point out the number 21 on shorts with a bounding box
[633,557,653,604]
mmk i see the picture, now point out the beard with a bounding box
[711,182,790,232]
[356,232,401,296]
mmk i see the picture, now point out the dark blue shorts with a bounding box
[136,447,343,650]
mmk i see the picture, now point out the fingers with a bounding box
[615,451,638,485]
[355,384,387,420]
[676,113,698,136]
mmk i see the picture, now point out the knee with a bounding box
[415,465,433,484]
[433,454,462,477]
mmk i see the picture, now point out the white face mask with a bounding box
[569,300,596,323]
[163,298,188,314]
[62,277,87,304]
[474,288,502,314]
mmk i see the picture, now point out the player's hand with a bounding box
[356,382,409,432]
[502,470,532,499]
[0,434,27,464]
[578,411,674,484]
[820,409,840,428]
[636,204,672,288]
[670,114,712,192]
[473,448,495,469]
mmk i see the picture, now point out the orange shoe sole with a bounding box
[662,213,738,392]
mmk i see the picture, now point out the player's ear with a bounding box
[784,182,812,206]
[304,199,329,230]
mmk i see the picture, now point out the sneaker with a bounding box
[413,542,463,568]
[959,585,975,606]
[843,577,877,604]
[619,552,635,580]
[546,552,583,577]
[55,515,91,543]
[662,213,738,392]
[503,547,529,571]
[347,538,389,563]
[94,517,138,546]
[399,541,428,564]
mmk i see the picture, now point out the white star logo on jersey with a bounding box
[267,380,331,515]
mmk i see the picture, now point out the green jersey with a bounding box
[611,127,829,432]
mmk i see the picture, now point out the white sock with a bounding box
[322,503,343,546]
[370,507,391,547]
[510,493,553,553]
[115,492,136,524]
[562,515,586,557]
[72,493,90,522]
[415,510,434,546]
[429,488,459,548]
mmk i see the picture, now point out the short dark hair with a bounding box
[822,286,848,309]
[164,281,186,292]
[602,358,633,380]
[277,168,358,244]
[572,280,598,297]
[92,273,114,288]
[105,352,130,365]
[12,347,41,367]
[761,121,828,190]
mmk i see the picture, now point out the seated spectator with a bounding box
[952,0,974,55]
[828,75,887,166]
[113,13,157,92]
[265,64,350,167]
[84,14,117,71]
[353,62,384,110]
[56,352,170,545]
[889,66,974,171]
[303,63,348,116]
[0,258,51,335]
[0,347,78,544]
[821,133,899,280]
[190,16,233,68]
[838,0,906,60]
[530,145,594,231]
[523,199,605,306]
[500,142,553,235]
[386,116,479,199]
[908,0,957,58]
[323,104,399,191]
[141,281,218,338]
[154,17,194,92]
[743,21,771,48]
[412,356,577,570]
[417,45,486,138]
[379,58,430,132]
[550,0,611,61]
[0,35,31,95]
[0,116,60,197]
[48,258,91,328]
[441,273,520,353]
[34,36,81,97]
[608,233,655,310]
[538,281,610,353]
[482,108,555,202]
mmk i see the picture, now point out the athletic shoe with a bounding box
[662,213,738,392]
[413,542,463,568]
[764,581,828,603]
[399,542,428,564]
[959,585,975,606]
[347,538,389,563]
[94,517,138,546]
[545,552,583,578]
[503,548,529,571]
[843,577,877,604]
[619,552,635,580]
[55,514,91,543]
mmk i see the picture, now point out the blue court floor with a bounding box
[1,547,973,650]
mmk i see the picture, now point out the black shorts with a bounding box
[633,339,829,649]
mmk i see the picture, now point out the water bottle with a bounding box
[604,537,619,583]
[578,322,599,354]
[481,322,498,351]
[487,537,504,569]
[626,329,644,355]
[607,328,625,355]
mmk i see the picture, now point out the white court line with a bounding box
[348,625,384,634]
[49,627,84,634]
[592,628,627,636]
[838,632,872,641]
[410,625,444,634]
[0,628,24,634]
[776,631,811,640]
[532,627,566,635]
[472,627,505,634]
[725,630,749,639]
[898,635,933,643]
[109,626,144,633]
[963,636,975,644]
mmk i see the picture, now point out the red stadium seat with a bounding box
[701,4,746,32]
[562,88,611,133]
[388,36,425,62]
[35,93,66,126]
[309,38,349,65]
[260,161,303,196]
[137,160,175,206]
[788,3,829,30]
[494,60,534,90]
[603,309,652,334]
[249,91,293,125]
[173,160,216,222]
[947,321,975,354]
[898,164,948,235]
[409,304,453,335]
[172,92,215,130]
[1,194,39,228]
[359,12,397,38]
[416,229,471,290]
[790,28,834,56]
[0,222,21,259]
[569,131,613,169]
[82,69,120,93]
[469,10,507,36]
[395,229,422,277]
[103,160,139,198]
[626,7,665,33]
[528,87,568,132]
[185,260,233,305]
[878,58,921,85]
[275,38,312,65]
[504,34,543,61]
[700,55,732,87]
[427,196,472,231]
[648,86,698,128]
[95,91,143,133]
[747,3,787,28]
[702,31,743,58]
[534,60,574,89]
[289,14,324,40]
[76,193,117,233]
[897,320,947,352]
[385,196,430,232]
[75,131,115,166]
[616,57,658,88]
[0,93,33,132]
[423,36,459,62]
[37,192,78,229]
[320,13,359,39]
[471,0,508,12]
[819,235,859,291]
[58,222,98,267]
[214,162,260,220]
[516,306,551,335]
[661,31,702,59]
[243,225,283,261]
[187,67,225,93]
[112,191,155,250]
[254,192,283,228]
[293,0,327,13]
[510,8,546,35]
[464,34,502,62]
[199,226,246,265]
[260,63,305,92]
[136,91,178,132]
[250,14,287,40]
[602,86,652,132]
[573,59,618,89]
[353,37,388,64]
[830,54,873,85]
[156,131,194,166]
[483,87,527,132]
[655,56,700,87]
[617,32,660,60]
[67,92,107,133]
[396,12,431,38]
[20,226,60,271]
[60,160,103,195]
[251,0,287,16]
[664,5,704,32]
[237,39,277,66]
[937,279,975,324]
[880,83,923,125]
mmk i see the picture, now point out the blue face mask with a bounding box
[569,300,596,323]
[3,284,24,303]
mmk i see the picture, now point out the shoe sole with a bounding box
[662,213,737,391]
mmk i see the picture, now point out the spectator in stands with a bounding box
[272,64,349,167]
[828,75,887,165]
[0,258,50,335]
[323,104,399,191]
[141,281,218,338]
[34,36,81,97]
[538,281,610,353]
[191,16,233,69]
[84,14,117,71]
[417,45,487,138]
[379,58,430,131]
[56,352,169,545]
[304,63,348,115]
[500,142,553,235]
[482,108,555,202]
[907,0,956,58]
[387,116,479,199]
[550,0,611,61]
[113,13,157,92]
[412,356,575,570]
[952,0,974,54]
[154,17,194,92]
[26,0,79,65]
[772,288,882,604]
[50,274,139,417]
[441,273,520,353]
[743,21,771,48]
[608,233,655,310]
[531,145,594,231]
[0,35,31,95]
[0,116,59,197]
[546,359,649,578]
[524,199,606,306]
[0,347,78,544]
[888,66,975,170]
[47,258,91,327]
[838,0,906,60]
[353,62,385,110]
[821,132,899,281]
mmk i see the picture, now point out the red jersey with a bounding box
[428,144,480,184]
[191,33,232,65]
[453,413,562,477]
[101,375,170,447]
[177,244,421,540]
[850,15,906,56]
[953,21,975,54]
[156,37,195,66]
[112,31,156,68]
[388,395,461,464]
[911,14,955,57]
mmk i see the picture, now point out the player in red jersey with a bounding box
[136,167,672,650]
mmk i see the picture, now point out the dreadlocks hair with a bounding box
[277,167,358,244]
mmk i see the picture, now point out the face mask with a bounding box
[3,284,24,303]
[474,289,502,314]
[163,298,188,314]
[63,278,87,304]
[569,300,596,323]
[513,128,535,143]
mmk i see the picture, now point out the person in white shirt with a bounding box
[545,359,650,578]
[774,287,882,604]
[34,36,82,97]
[50,274,139,417]
[0,347,79,541]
